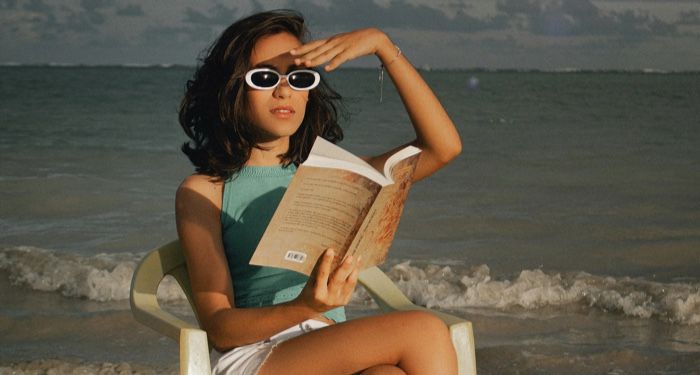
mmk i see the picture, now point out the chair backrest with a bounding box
[130,240,201,339]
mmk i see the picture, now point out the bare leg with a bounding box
[258,310,457,375]
[359,365,406,375]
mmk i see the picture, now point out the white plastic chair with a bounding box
[130,240,477,374]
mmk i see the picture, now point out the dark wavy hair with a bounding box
[178,10,344,180]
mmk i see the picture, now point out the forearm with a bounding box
[203,298,317,352]
[376,34,462,180]
[206,249,357,351]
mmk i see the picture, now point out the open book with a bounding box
[249,136,421,275]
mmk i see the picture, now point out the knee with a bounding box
[400,310,451,344]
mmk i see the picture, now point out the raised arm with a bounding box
[291,28,462,181]
[175,175,359,351]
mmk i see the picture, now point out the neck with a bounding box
[246,137,290,166]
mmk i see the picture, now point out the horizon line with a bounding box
[2,62,699,74]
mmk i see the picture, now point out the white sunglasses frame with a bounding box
[244,68,320,91]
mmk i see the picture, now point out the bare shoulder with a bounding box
[176,174,224,210]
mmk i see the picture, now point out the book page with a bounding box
[346,152,420,268]
[382,145,421,181]
[250,165,381,275]
[304,137,391,185]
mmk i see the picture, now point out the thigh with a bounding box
[258,310,453,375]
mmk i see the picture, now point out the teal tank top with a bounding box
[221,164,346,323]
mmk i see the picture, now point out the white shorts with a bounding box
[211,319,329,375]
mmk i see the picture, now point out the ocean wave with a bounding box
[386,262,700,325]
[0,246,184,302]
[1,246,698,324]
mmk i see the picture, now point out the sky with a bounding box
[1,0,699,70]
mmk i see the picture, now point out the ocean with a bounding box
[1,66,699,374]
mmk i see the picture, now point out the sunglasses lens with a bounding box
[288,71,317,89]
[250,71,279,88]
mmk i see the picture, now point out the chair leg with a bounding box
[450,322,477,375]
[179,328,211,375]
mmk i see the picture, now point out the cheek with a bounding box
[297,93,310,118]
[246,92,267,120]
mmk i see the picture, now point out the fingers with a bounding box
[331,254,360,302]
[324,50,356,71]
[312,248,335,288]
[291,40,328,67]
[341,257,360,301]
[290,38,328,57]
[293,41,339,65]
[299,249,360,313]
[330,254,356,284]
[292,29,387,71]
[291,33,361,71]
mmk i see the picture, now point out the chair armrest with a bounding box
[131,291,212,375]
[181,328,212,375]
[359,266,477,375]
[130,244,211,375]
[130,246,199,340]
[131,291,199,340]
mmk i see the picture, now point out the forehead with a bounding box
[250,32,302,68]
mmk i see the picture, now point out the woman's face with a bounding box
[246,32,309,143]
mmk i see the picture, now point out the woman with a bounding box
[176,9,461,375]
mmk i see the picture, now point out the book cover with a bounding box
[250,137,420,275]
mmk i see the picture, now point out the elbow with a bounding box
[205,324,236,352]
[417,133,462,166]
[199,311,239,352]
[437,137,462,165]
[210,337,233,353]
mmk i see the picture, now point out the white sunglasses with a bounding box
[244,68,320,91]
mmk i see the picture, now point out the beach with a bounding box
[1,66,699,374]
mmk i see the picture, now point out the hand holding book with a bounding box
[250,137,420,275]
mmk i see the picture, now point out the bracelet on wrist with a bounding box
[379,45,402,103]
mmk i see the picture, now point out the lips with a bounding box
[270,106,295,118]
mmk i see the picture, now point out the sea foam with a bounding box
[0,246,183,302]
[386,262,700,325]
[1,246,698,324]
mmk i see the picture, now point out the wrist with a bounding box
[287,297,321,320]
[375,33,397,65]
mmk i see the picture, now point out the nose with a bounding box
[273,76,292,99]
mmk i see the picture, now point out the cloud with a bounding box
[0,0,697,68]
[80,0,112,11]
[115,4,144,17]
[0,0,17,9]
[286,0,506,34]
[6,0,105,41]
[21,0,49,13]
[274,0,681,41]
[678,9,700,24]
[496,0,677,38]
[183,3,241,26]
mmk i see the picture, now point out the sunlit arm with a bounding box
[175,176,314,351]
[291,28,462,182]
[175,175,358,352]
[373,31,462,181]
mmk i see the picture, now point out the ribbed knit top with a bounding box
[221,165,346,323]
